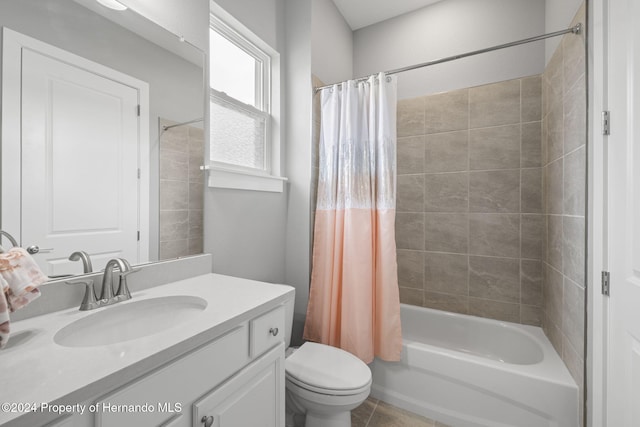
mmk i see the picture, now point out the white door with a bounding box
[1,29,149,277]
[605,0,640,424]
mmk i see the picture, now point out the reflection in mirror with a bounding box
[159,119,204,260]
[0,0,205,278]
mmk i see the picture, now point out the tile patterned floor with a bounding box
[352,397,454,427]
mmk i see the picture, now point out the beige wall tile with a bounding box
[544,46,564,116]
[396,213,425,250]
[521,122,543,168]
[546,104,564,162]
[521,214,544,259]
[425,131,469,173]
[160,149,189,181]
[469,170,520,213]
[469,213,520,257]
[521,305,542,326]
[563,277,585,354]
[543,310,564,356]
[521,168,543,213]
[397,249,424,289]
[469,256,520,303]
[424,213,468,253]
[521,259,543,306]
[468,297,520,323]
[399,287,423,306]
[424,252,468,295]
[189,209,203,239]
[563,76,587,154]
[469,125,521,170]
[545,158,563,215]
[425,88,469,134]
[564,146,586,216]
[398,136,426,174]
[159,210,189,241]
[522,76,542,122]
[563,18,586,95]
[424,291,468,314]
[470,80,521,128]
[563,216,586,286]
[424,172,469,212]
[160,179,188,210]
[160,239,189,260]
[398,97,425,137]
[397,174,425,212]
[544,264,564,328]
[547,214,564,271]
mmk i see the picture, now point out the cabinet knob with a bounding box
[201,415,214,427]
[269,327,279,336]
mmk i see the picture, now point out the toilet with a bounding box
[283,299,372,427]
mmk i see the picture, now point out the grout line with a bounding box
[364,400,379,427]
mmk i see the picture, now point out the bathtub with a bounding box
[369,304,579,427]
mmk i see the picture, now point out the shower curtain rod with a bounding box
[162,117,204,131]
[314,23,582,93]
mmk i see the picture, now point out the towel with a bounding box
[0,278,10,349]
[0,248,47,349]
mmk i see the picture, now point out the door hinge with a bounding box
[602,111,610,135]
[137,105,141,117]
[137,231,140,241]
[602,271,610,296]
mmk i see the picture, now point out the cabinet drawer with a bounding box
[96,325,249,427]
[250,306,285,358]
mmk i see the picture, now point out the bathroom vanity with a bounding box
[0,273,294,427]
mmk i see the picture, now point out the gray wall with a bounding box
[204,0,289,286]
[353,0,546,99]
[311,0,353,85]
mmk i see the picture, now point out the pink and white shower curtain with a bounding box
[303,72,402,363]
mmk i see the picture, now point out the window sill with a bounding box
[205,166,288,193]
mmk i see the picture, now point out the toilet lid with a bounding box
[285,342,371,393]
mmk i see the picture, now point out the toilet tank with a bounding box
[284,294,295,348]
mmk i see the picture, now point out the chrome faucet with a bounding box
[69,251,93,273]
[100,258,138,303]
[67,257,139,310]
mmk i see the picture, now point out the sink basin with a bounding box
[54,296,207,348]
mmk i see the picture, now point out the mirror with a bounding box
[0,0,205,278]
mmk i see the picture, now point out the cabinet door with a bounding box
[96,325,249,427]
[193,342,284,427]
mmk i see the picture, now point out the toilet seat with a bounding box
[285,342,372,396]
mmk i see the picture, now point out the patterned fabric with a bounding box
[0,248,47,349]
[304,72,403,363]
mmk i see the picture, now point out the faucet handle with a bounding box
[115,267,140,301]
[66,279,98,311]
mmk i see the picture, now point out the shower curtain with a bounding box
[303,72,402,363]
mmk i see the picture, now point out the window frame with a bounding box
[208,12,285,192]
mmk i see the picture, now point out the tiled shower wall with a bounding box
[541,2,586,417]
[395,76,544,326]
[159,119,204,260]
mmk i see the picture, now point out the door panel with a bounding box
[606,0,640,424]
[20,49,140,275]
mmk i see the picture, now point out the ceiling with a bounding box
[332,0,443,30]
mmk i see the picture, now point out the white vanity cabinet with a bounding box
[92,306,287,427]
[0,274,294,427]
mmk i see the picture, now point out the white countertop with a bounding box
[0,273,294,426]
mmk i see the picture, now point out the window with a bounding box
[208,13,285,192]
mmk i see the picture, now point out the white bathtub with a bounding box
[369,304,579,427]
